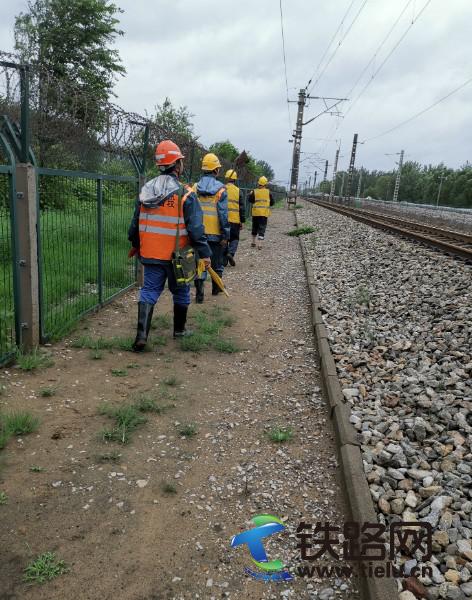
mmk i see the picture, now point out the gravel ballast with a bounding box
[297,202,472,600]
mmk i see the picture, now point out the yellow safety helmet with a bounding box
[258,176,268,186]
[225,169,237,180]
[202,153,221,171]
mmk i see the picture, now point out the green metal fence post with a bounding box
[97,177,104,305]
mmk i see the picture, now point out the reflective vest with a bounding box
[226,183,240,224]
[196,187,225,235]
[252,187,271,217]
[139,186,191,261]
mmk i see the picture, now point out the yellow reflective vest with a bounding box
[226,183,240,224]
[195,186,225,235]
[252,187,271,217]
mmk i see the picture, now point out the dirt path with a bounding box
[0,206,359,600]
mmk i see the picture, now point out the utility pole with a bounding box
[329,147,340,202]
[289,89,348,204]
[436,174,447,207]
[344,133,358,202]
[288,89,306,205]
[392,149,404,203]
[356,169,363,198]
[323,160,328,183]
[313,171,317,190]
[340,172,346,197]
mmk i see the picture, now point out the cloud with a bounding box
[1,0,471,183]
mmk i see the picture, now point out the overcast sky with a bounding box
[2,0,471,184]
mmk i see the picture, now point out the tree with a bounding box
[255,160,275,181]
[14,0,125,142]
[151,97,195,140]
[209,140,239,163]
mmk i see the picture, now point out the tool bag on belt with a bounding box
[172,190,196,286]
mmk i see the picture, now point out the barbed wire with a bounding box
[0,51,260,185]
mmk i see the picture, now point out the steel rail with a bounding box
[308,199,472,261]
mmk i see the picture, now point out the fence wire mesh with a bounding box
[38,171,137,341]
[0,167,16,363]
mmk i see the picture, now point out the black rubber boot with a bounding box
[132,302,154,352]
[173,304,192,338]
[227,254,235,267]
[195,279,204,304]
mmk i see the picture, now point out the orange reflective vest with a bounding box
[139,186,191,261]
[226,182,240,224]
[252,187,271,217]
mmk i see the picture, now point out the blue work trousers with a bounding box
[139,263,190,306]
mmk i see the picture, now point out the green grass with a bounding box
[267,426,294,443]
[71,335,134,351]
[23,552,69,584]
[0,491,7,505]
[89,349,103,360]
[151,314,171,330]
[0,384,6,396]
[16,349,54,371]
[110,368,127,377]
[99,403,147,444]
[2,411,40,437]
[179,308,238,354]
[29,465,45,472]
[133,392,174,414]
[162,376,179,387]
[212,338,239,353]
[39,387,56,398]
[286,226,316,237]
[178,423,197,438]
[294,204,304,209]
[161,482,177,495]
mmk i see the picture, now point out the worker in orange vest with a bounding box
[223,169,245,267]
[128,140,211,351]
[247,176,274,250]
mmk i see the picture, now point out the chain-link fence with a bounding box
[0,53,284,362]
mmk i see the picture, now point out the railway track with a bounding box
[307,198,472,261]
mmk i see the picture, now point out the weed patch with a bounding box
[99,403,147,444]
[24,552,68,584]
[151,314,171,330]
[17,349,54,371]
[178,423,197,438]
[2,411,40,437]
[110,368,127,377]
[180,308,237,353]
[286,226,316,237]
[267,426,293,443]
[161,482,177,495]
[29,465,45,472]
[39,387,56,398]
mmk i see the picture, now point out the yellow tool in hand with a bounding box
[197,259,230,297]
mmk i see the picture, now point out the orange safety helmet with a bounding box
[154,140,185,166]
